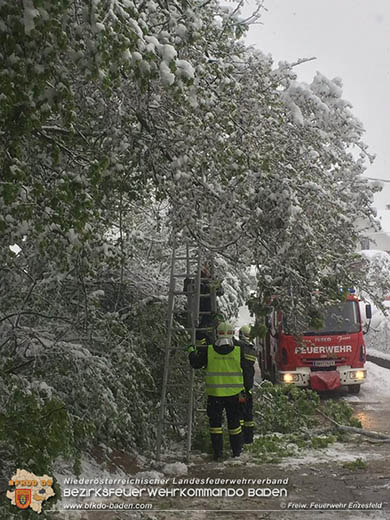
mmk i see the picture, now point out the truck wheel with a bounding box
[348,385,360,394]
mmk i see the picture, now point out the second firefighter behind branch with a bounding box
[187,321,254,461]
[235,324,256,445]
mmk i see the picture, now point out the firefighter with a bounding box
[184,263,224,345]
[235,324,256,444]
[188,321,244,461]
[198,264,224,343]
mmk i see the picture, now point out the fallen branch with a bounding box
[316,407,390,440]
[301,427,335,439]
[363,438,390,444]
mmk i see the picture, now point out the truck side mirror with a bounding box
[365,304,372,320]
[265,315,271,329]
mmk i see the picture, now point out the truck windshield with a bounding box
[304,300,361,335]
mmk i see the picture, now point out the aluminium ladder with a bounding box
[156,245,217,461]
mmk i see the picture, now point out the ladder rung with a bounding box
[173,274,193,278]
[198,311,213,315]
[199,294,211,297]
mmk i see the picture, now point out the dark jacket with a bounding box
[233,338,256,392]
[184,275,224,313]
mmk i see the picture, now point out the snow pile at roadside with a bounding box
[343,361,390,404]
[356,361,390,400]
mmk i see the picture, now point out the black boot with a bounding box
[230,432,242,457]
[211,433,223,461]
[243,427,254,444]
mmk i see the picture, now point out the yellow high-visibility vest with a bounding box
[205,345,243,397]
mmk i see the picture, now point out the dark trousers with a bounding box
[239,392,254,444]
[207,394,242,457]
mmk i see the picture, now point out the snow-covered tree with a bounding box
[0,0,381,481]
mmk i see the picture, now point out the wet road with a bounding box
[321,360,390,434]
[352,405,390,433]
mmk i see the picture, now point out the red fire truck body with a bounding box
[259,295,370,393]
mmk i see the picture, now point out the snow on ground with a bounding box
[344,361,390,402]
[52,452,165,514]
[342,362,390,434]
[278,442,382,469]
[54,452,125,485]
[162,462,188,476]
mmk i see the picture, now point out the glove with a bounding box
[239,391,247,404]
[187,345,197,354]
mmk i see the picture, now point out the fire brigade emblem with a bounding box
[7,469,55,514]
[15,489,31,509]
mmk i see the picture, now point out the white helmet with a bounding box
[216,321,234,346]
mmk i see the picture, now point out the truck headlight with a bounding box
[282,373,299,383]
[350,370,365,380]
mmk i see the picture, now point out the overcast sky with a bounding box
[243,0,390,210]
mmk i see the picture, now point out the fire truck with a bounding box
[258,294,372,394]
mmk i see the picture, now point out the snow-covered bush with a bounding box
[359,250,390,302]
[0,287,166,486]
[357,250,390,355]
[365,314,390,356]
